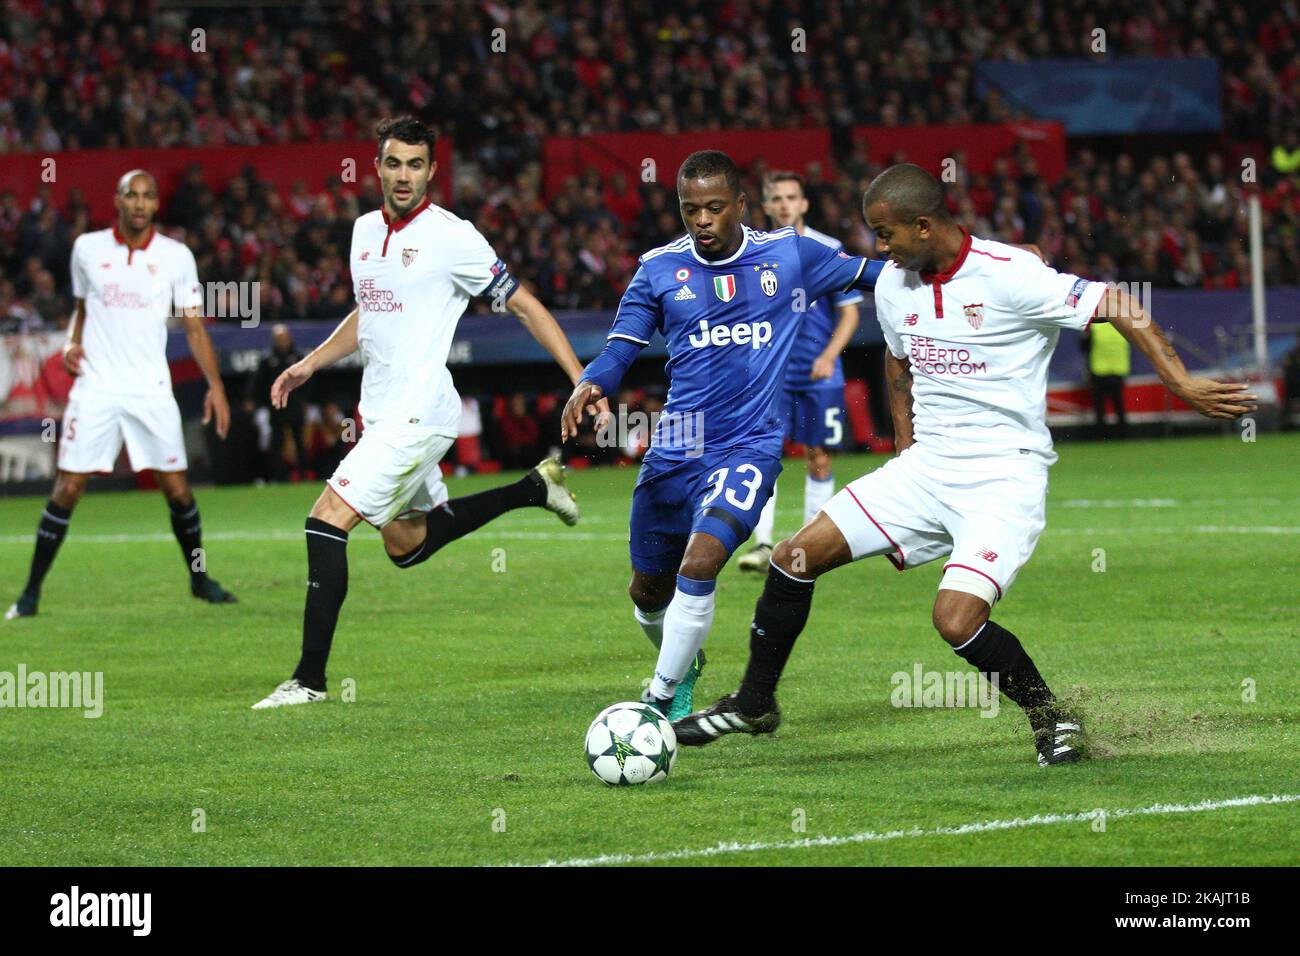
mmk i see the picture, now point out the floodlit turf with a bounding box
[1,434,1296,866]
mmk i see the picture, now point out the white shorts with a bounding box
[327,422,456,528]
[58,389,188,474]
[822,444,1048,605]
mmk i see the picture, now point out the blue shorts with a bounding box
[778,385,847,448]
[629,449,783,575]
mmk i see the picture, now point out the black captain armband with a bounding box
[483,259,520,306]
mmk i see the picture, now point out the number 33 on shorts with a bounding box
[701,463,766,511]
[693,455,781,554]
[702,457,780,512]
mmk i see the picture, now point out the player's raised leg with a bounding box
[6,471,87,620]
[641,532,727,720]
[933,575,1081,766]
[674,511,856,744]
[381,456,577,570]
[642,454,781,720]
[154,470,237,604]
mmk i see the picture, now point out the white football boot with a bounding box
[251,679,327,710]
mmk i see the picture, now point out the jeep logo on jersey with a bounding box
[759,269,778,296]
[687,318,772,349]
[402,248,418,267]
[712,274,737,302]
[964,303,984,329]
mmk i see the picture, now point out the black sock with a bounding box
[952,620,1056,715]
[736,564,816,715]
[388,473,546,568]
[168,498,206,586]
[22,500,73,599]
[292,518,349,691]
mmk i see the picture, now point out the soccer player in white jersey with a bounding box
[252,116,600,709]
[6,170,237,621]
[738,172,862,572]
[676,164,1257,765]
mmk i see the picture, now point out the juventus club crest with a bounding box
[712,274,736,302]
[402,248,418,268]
[759,269,778,296]
[963,303,984,329]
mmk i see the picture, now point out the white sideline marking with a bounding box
[1049,525,1300,536]
[528,793,1300,867]
[1062,498,1178,508]
[3,525,1297,547]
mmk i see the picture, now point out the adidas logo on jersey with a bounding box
[688,318,772,349]
[674,285,697,301]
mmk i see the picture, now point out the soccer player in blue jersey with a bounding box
[737,172,862,573]
[561,151,883,720]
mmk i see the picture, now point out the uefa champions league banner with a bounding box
[3,286,1293,434]
[975,57,1222,135]
[161,286,1295,380]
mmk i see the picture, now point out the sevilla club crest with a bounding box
[963,303,984,329]
[402,248,418,268]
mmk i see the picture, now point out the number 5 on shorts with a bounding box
[825,407,842,446]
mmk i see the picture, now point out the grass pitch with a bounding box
[1,434,1296,866]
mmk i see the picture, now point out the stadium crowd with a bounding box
[2,0,1297,329]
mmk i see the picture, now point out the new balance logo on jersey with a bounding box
[674,285,697,301]
[687,318,772,349]
[977,549,998,562]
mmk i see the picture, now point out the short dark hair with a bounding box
[376,116,437,162]
[862,163,951,223]
[678,150,741,196]
[763,171,806,199]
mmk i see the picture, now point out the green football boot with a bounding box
[668,649,707,722]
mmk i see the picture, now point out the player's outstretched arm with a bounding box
[272,308,359,410]
[885,351,915,452]
[180,306,231,439]
[1097,288,1258,420]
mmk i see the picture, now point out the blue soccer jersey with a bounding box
[589,224,882,461]
[784,226,864,392]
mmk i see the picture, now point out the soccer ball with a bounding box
[585,702,678,786]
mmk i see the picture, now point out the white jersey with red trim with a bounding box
[874,231,1107,464]
[69,226,202,396]
[349,198,508,433]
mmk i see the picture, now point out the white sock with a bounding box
[804,472,834,525]
[648,577,715,700]
[634,603,666,649]
[754,485,776,547]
